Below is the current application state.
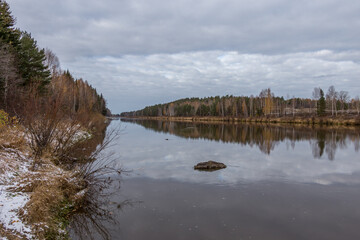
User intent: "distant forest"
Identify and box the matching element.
[121,87,360,118]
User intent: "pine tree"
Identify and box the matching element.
[16,32,50,89]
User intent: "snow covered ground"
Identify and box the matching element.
[0,125,94,239]
[0,147,34,239]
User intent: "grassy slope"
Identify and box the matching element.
[0,114,108,239]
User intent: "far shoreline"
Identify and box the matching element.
[116,115,360,126]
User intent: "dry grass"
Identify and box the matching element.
[3,158,88,239]
[0,223,26,240]
[0,127,28,177]
[0,125,83,239]
[0,126,26,150]
[23,170,82,238]
[1,113,118,239]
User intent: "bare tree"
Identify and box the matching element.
[242,99,248,117]
[312,87,321,115]
[249,95,254,117]
[259,89,267,111]
[312,87,321,99]
[326,85,338,116]
[45,48,61,76]
[292,96,295,117]
[338,91,350,114]
[355,96,360,115]
[0,43,20,111]
[263,88,273,116]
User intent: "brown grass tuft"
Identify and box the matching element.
[22,167,87,239]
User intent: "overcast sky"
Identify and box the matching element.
[8,0,360,113]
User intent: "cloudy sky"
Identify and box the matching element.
[8,0,360,113]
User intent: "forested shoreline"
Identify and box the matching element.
[121,88,360,124]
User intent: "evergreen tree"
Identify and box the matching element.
[16,32,50,89]
[317,89,326,116]
[196,104,210,116]
[0,0,20,45]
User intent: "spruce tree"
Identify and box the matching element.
[0,0,20,46]
[317,89,326,116]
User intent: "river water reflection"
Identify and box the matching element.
[116,119,360,185]
[89,119,360,239]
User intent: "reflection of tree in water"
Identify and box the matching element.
[257,128,278,154]
[122,119,360,160]
[350,133,360,152]
[311,130,326,159]
[67,124,134,240]
[355,137,360,152]
[69,180,132,240]
[311,130,354,161]
[325,131,338,161]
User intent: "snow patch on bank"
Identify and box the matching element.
[72,129,92,143]
[0,149,34,239]
[0,186,32,238]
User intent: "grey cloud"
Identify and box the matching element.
[7,0,360,113]
[64,50,360,113]
[9,0,360,60]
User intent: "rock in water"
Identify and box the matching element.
[194,161,226,171]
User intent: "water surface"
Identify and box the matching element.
[81,120,360,239]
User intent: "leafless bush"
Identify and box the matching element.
[20,85,63,166]
[50,121,83,164]
[67,125,129,240]
[23,123,127,239]
[16,82,126,238]
[18,83,87,168]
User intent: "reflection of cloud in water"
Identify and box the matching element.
[313,173,360,185]
[111,121,360,186]
[122,119,360,159]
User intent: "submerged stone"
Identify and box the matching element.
[194,161,227,171]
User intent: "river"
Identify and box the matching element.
[72,119,360,240]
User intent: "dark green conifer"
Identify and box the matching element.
[317,89,326,116]
[0,0,20,45]
[16,32,50,89]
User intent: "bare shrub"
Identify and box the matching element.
[20,84,60,160]
[22,123,126,239]
[18,83,82,168]
[9,80,121,238]
[68,125,127,240]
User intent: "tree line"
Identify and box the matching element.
[121,87,359,118]
[0,0,109,122]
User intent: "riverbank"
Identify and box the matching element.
[0,116,109,239]
[120,115,360,126]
